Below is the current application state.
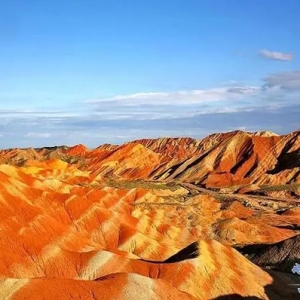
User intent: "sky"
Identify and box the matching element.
[0,0,300,148]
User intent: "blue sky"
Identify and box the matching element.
[0,0,300,148]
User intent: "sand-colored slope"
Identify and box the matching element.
[0,165,297,298]
[0,129,300,299]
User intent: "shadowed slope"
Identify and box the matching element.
[237,235,300,272]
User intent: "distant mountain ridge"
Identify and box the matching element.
[1,129,299,187]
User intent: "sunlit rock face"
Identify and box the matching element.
[0,129,299,299]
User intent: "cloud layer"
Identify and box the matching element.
[264,70,300,90]
[259,50,294,61]
[87,86,260,106]
[1,69,300,148]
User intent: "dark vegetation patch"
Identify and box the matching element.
[105,178,181,191]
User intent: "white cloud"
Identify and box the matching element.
[259,49,294,61]
[26,133,52,138]
[82,75,300,121]
[86,86,260,106]
[0,110,79,118]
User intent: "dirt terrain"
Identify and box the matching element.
[0,129,299,299]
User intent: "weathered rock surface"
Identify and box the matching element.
[0,129,299,299]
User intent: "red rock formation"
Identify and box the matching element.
[0,129,299,299]
[66,144,89,156]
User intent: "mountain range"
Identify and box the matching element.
[0,129,299,299]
